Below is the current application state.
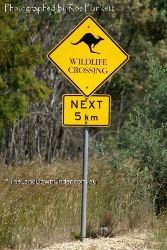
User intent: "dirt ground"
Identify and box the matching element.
[34,231,157,250]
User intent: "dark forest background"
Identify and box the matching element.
[0,0,166,163]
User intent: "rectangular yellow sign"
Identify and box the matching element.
[62,94,111,127]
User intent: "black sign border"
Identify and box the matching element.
[62,94,111,127]
[48,16,129,97]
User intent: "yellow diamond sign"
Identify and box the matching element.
[48,16,129,97]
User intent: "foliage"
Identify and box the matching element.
[98,0,167,131]
[0,0,51,131]
[0,0,167,162]
[110,59,167,213]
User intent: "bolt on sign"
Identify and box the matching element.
[48,16,129,97]
[62,94,111,127]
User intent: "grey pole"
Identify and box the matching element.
[81,127,89,241]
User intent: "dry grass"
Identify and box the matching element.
[152,213,167,250]
[0,160,83,249]
[0,158,155,249]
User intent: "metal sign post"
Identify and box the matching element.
[47,14,129,245]
[81,127,89,241]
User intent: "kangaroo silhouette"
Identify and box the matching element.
[71,33,104,54]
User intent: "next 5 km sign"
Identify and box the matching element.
[62,94,111,127]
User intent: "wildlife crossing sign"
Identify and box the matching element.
[48,16,129,97]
